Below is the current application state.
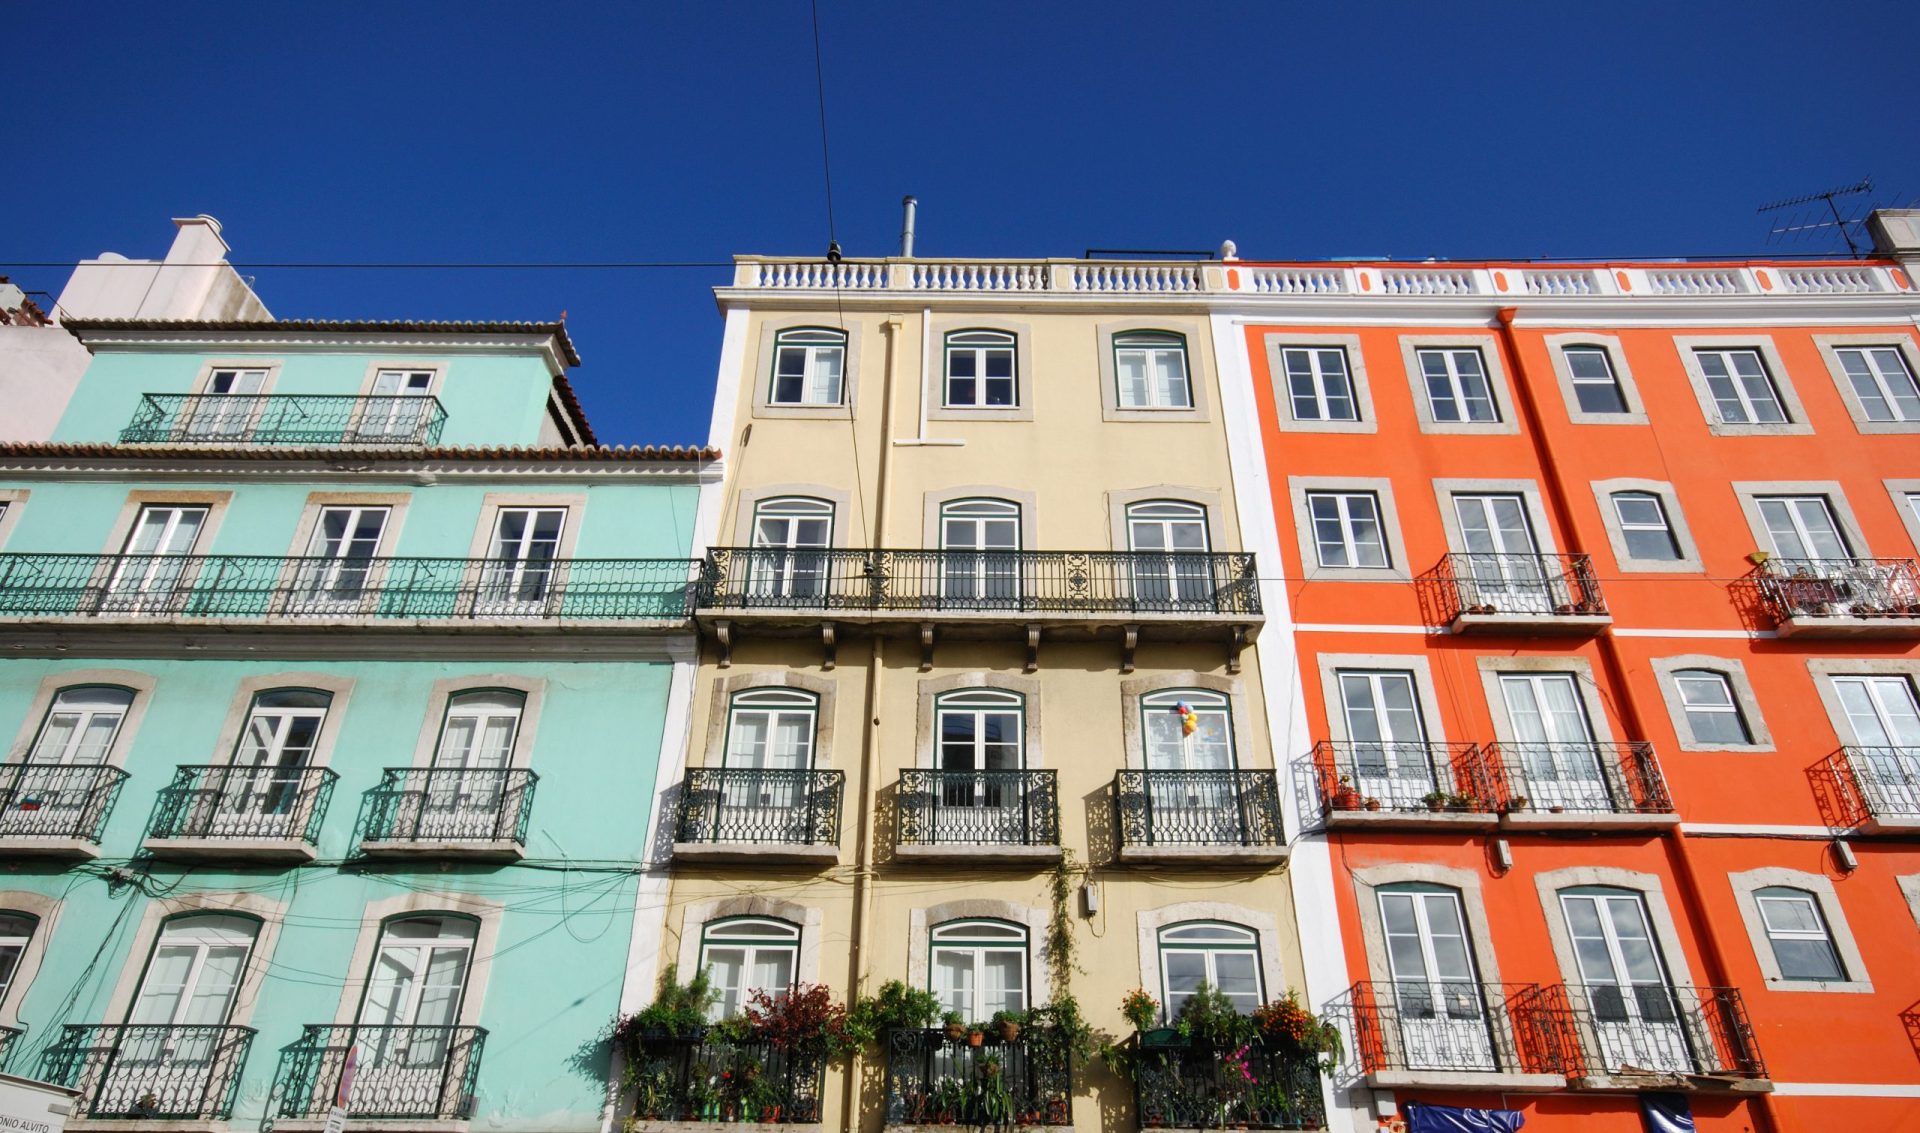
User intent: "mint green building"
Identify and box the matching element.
[0,317,714,1133]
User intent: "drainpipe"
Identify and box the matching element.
[1493,308,1790,1133]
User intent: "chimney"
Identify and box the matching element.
[1869,209,1920,278]
[900,196,918,258]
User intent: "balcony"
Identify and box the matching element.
[359,768,537,861]
[143,764,336,862]
[673,768,844,866]
[43,1023,254,1120]
[1112,770,1287,865]
[0,763,128,857]
[1425,553,1610,634]
[627,1031,826,1124]
[881,1026,1071,1127]
[278,1025,485,1122]
[0,553,698,629]
[1305,741,1499,831]
[1753,558,1920,638]
[1344,982,1575,1091]
[0,1024,22,1069]
[120,392,449,447]
[895,769,1060,864]
[1816,746,1920,834]
[1121,1030,1325,1130]
[1486,742,1679,831]
[1560,984,1768,1090]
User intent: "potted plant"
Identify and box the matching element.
[992,1008,1025,1042]
[978,1053,1015,1126]
[1362,796,1382,811]
[1420,789,1448,812]
[1120,987,1161,1032]
[943,1010,968,1042]
[1449,792,1481,812]
[615,964,717,1054]
[850,978,942,1038]
[1329,773,1360,810]
[1505,794,1529,813]
[968,1025,986,1047]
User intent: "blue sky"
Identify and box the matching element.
[10,1,1916,445]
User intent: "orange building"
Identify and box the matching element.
[1215,213,1920,1131]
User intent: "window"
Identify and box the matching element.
[99,914,260,1113]
[1694,349,1788,425]
[1498,672,1608,812]
[357,369,436,439]
[750,497,834,600]
[1157,922,1262,1020]
[1113,332,1191,409]
[1834,346,1920,423]
[1141,689,1235,771]
[295,505,389,607]
[1417,348,1499,423]
[1671,670,1752,745]
[724,688,818,772]
[1126,500,1211,606]
[1450,493,1549,611]
[1281,347,1357,421]
[1338,671,1435,800]
[934,689,1023,811]
[930,920,1028,1020]
[944,330,1017,408]
[769,329,847,406]
[1757,496,1851,562]
[1376,887,1496,1069]
[187,369,269,438]
[699,917,799,1020]
[434,691,523,772]
[1557,888,1688,1073]
[352,916,476,1099]
[1305,491,1388,569]
[939,498,1020,602]
[0,914,36,1008]
[1563,347,1628,414]
[478,507,566,611]
[1609,492,1681,561]
[106,505,209,609]
[28,686,133,764]
[1753,888,1844,981]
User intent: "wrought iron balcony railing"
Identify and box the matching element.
[0,553,699,622]
[698,548,1262,616]
[361,768,537,848]
[280,1024,486,1120]
[1345,981,1580,1080]
[675,768,845,847]
[148,764,336,845]
[1114,769,1285,849]
[0,1024,22,1070]
[0,762,128,844]
[1560,984,1765,1080]
[1308,740,1498,820]
[43,1023,254,1120]
[628,1031,826,1124]
[1427,553,1608,624]
[1754,558,1920,626]
[882,1026,1071,1127]
[897,769,1059,847]
[1123,1030,1326,1130]
[121,393,449,446]
[1486,741,1674,816]
[1815,746,1920,829]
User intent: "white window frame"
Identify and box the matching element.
[1591,479,1702,574]
[1280,346,1358,422]
[928,919,1030,1021]
[1304,490,1390,570]
[1112,331,1193,410]
[723,688,820,771]
[1264,334,1373,434]
[1815,335,1920,434]
[1544,333,1645,425]
[943,330,1018,409]
[698,916,801,1021]
[1671,670,1751,746]
[1727,868,1872,994]
[1650,657,1771,753]
[27,685,135,764]
[1609,491,1683,563]
[1155,921,1264,1022]
[1675,337,1811,437]
[1731,482,1871,566]
[0,913,36,1010]
[767,328,848,407]
[1288,478,1410,583]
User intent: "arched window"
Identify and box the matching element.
[1157,922,1261,1019]
[234,690,331,769]
[939,498,1021,602]
[129,914,259,1029]
[434,691,525,771]
[1608,491,1681,561]
[930,919,1028,1020]
[0,913,37,1008]
[1113,332,1191,409]
[944,330,1017,408]
[359,916,477,1031]
[28,686,134,764]
[724,689,819,771]
[1126,501,1212,607]
[749,498,835,600]
[699,917,801,1020]
[1140,690,1234,771]
[1375,885,1494,1064]
[770,328,847,406]
[1753,887,1844,982]
[934,688,1025,784]
[1671,670,1752,745]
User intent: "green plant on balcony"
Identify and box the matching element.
[616,964,717,1051]
[1120,987,1161,1032]
[977,1052,1014,1126]
[745,981,861,1058]
[849,979,942,1038]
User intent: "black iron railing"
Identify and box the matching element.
[1125,1030,1325,1130]
[1485,741,1674,816]
[0,1024,22,1070]
[883,1027,1071,1127]
[1755,558,1920,623]
[676,768,845,847]
[0,553,699,622]
[279,1024,485,1120]
[149,764,336,845]
[627,1032,826,1124]
[42,1023,254,1119]
[0,762,128,843]
[1560,984,1765,1080]
[1821,746,1920,825]
[1114,769,1284,848]
[1344,981,1576,1078]
[362,768,537,847]
[699,548,1262,616]
[1308,740,1497,819]
[1428,553,1607,622]
[897,769,1059,847]
[121,393,449,446]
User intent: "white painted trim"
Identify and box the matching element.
[1678,823,1837,838]
[1769,1082,1920,1098]
[1612,627,1777,640]
[1294,623,1441,635]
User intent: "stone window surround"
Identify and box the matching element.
[1810,334,1920,435]
[699,670,839,769]
[1900,876,1920,929]
[1543,333,1648,426]
[280,491,414,560]
[907,898,1052,1006]
[404,675,549,771]
[1286,477,1412,583]
[1648,656,1775,753]
[96,489,235,556]
[1397,334,1521,436]
[926,317,1036,423]
[1262,333,1377,434]
[1432,478,1562,558]
[1314,653,1450,747]
[207,672,357,770]
[1475,655,1620,747]
[1349,864,1504,988]
[921,486,1039,550]
[461,492,588,563]
[1135,901,1287,1013]
[914,672,1044,770]
[1804,658,1920,748]
[750,318,864,420]
[1884,479,1920,553]
[1726,868,1872,994]
[7,668,160,767]
[1590,479,1704,574]
[354,358,448,400]
[1095,317,1214,424]
[0,489,26,550]
[0,890,63,1028]
[1729,481,1873,561]
[102,890,290,1030]
[1672,335,1813,437]
[1532,866,1700,991]
[676,895,825,988]
[321,891,504,1028]
[729,483,857,549]
[1118,672,1257,770]
[191,356,285,397]
[1105,485,1227,554]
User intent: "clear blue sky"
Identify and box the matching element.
[10,1,1916,445]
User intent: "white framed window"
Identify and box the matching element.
[749,497,834,600]
[187,368,269,438]
[1113,332,1191,409]
[28,686,134,764]
[938,498,1020,602]
[236,690,330,770]
[1141,689,1235,772]
[1305,491,1389,569]
[357,369,437,439]
[1563,346,1629,415]
[1671,670,1752,746]
[1757,496,1852,561]
[1281,347,1357,421]
[128,914,258,1030]
[434,692,523,772]
[0,914,37,1008]
[935,688,1024,774]
[478,507,566,610]
[1609,492,1681,562]
[1157,922,1263,1020]
[106,504,209,609]
[295,505,389,606]
[1695,349,1788,425]
[1753,888,1845,982]
[1833,346,1920,423]
[699,917,800,1021]
[1417,348,1499,424]
[769,329,847,406]
[1126,500,1212,606]
[929,919,1028,1020]
[944,330,1017,408]
[724,688,819,772]
[351,916,476,1094]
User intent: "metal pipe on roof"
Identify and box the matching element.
[900,196,917,258]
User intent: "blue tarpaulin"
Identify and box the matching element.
[1404,1102,1525,1132]
[1640,1092,1696,1133]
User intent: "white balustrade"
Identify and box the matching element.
[1774,266,1881,295]
[1070,263,1203,293]
[1377,268,1480,296]
[1644,268,1748,296]
[749,261,889,290]
[909,262,1051,291]
[1248,267,1347,295]
[1522,269,1601,297]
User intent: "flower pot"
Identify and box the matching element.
[969,1031,985,1047]
[999,1022,1021,1042]
[946,1023,969,1042]
[1363,797,1381,811]
[1424,799,1444,812]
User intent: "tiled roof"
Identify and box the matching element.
[61,318,584,367]
[0,442,718,463]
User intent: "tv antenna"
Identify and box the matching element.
[1759,178,1874,257]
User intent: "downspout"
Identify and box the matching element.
[1493,307,1789,1133]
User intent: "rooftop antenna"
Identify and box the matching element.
[1759,178,1874,257]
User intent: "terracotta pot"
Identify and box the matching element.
[969,1031,985,1047]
